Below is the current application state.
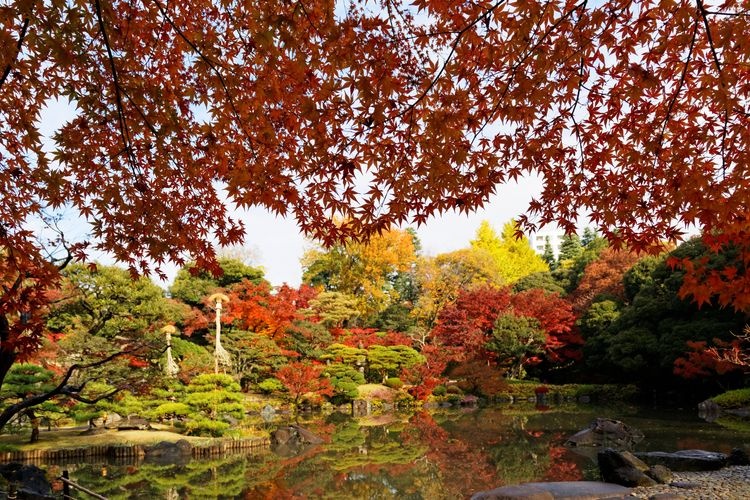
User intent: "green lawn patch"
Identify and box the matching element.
[712,387,750,409]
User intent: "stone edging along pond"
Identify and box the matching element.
[0,436,270,465]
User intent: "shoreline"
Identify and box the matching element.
[630,465,750,499]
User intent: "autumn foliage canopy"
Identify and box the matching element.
[2,0,750,374]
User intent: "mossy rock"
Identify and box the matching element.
[711,388,750,409]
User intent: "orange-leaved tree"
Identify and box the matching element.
[3,0,750,388]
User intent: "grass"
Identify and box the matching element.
[712,387,750,409]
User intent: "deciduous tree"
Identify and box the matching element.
[4,0,750,390]
[470,221,548,284]
[302,227,418,320]
[276,362,333,407]
[431,285,512,361]
[569,248,640,314]
[412,249,502,328]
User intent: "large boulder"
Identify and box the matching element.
[471,481,632,499]
[271,425,323,446]
[597,448,659,487]
[697,399,722,422]
[634,450,728,471]
[566,418,644,449]
[291,424,324,444]
[271,425,325,457]
[0,463,54,499]
[144,439,193,465]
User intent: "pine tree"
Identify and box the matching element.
[542,237,556,270]
[557,234,584,266]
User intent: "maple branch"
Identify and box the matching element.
[398,0,507,119]
[471,0,588,146]
[120,87,159,136]
[0,16,30,92]
[94,0,136,168]
[655,18,699,160]
[294,1,324,40]
[696,0,724,75]
[570,57,586,162]
[0,247,25,308]
[152,0,257,155]
[704,9,750,18]
[721,108,728,179]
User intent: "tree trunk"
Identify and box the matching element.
[26,410,40,444]
[0,315,16,391]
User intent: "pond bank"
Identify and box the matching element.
[0,436,269,465]
[631,465,750,499]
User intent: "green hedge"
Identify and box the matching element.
[496,382,638,403]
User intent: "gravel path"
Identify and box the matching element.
[630,466,750,499]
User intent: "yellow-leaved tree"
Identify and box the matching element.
[470,221,549,284]
[301,227,418,322]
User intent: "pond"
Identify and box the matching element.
[33,404,749,499]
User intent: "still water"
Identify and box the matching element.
[50,404,747,499]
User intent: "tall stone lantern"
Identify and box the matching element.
[208,293,232,374]
[162,325,180,378]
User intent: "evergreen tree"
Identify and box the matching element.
[557,234,584,266]
[184,374,245,436]
[542,237,556,270]
[581,227,598,247]
[170,258,265,307]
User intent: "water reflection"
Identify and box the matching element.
[56,405,748,499]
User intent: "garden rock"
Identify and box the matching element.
[352,399,370,416]
[144,440,193,465]
[102,412,123,428]
[0,463,54,499]
[291,424,324,444]
[117,417,151,431]
[597,448,657,487]
[729,448,750,466]
[634,450,727,471]
[566,418,644,449]
[646,465,674,484]
[271,426,297,446]
[471,481,632,499]
[271,425,323,447]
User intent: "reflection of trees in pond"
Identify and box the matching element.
[431,408,589,486]
[322,421,426,470]
[404,411,499,497]
[66,455,270,499]
[257,418,429,498]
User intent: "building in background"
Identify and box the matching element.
[528,231,566,258]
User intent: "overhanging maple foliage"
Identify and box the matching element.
[2,0,750,379]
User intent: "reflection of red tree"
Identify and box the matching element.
[404,411,500,496]
[245,446,326,499]
[542,445,584,482]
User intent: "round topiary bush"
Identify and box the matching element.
[257,378,284,394]
[432,385,447,396]
[385,377,404,389]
